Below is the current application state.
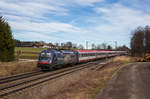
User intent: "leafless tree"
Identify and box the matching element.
[130,26,145,56]
[101,43,107,50]
[91,43,96,49]
[107,45,112,50]
[78,44,84,49]
[96,44,101,50]
[145,25,150,53]
[117,45,129,51]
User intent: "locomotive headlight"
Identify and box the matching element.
[49,60,51,64]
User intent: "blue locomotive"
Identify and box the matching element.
[37,49,78,70]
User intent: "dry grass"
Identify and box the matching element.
[8,56,134,99]
[0,61,38,77]
[49,63,122,99]
[45,56,134,99]
[113,56,134,63]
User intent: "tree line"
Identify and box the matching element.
[14,39,129,51]
[130,26,150,56]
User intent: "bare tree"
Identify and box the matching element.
[72,43,77,49]
[91,43,96,50]
[96,44,101,50]
[107,45,112,50]
[117,45,129,51]
[78,44,84,49]
[65,41,72,49]
[101,43,107,50]
[145,25,150,53]
[130,27,145,56]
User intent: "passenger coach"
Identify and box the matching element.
[76,50,125,62]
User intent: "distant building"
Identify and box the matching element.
[14,39,60,49]
[20,42,34,47]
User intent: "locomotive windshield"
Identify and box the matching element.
[40,52,51,60]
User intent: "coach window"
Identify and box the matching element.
[82,54,84,57]
[80,54,82,57]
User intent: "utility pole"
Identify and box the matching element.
[115,41,117,50]
[86,41,88,50]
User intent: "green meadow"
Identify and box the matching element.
[15,47,47,59]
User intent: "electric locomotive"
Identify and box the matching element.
[37,49,78,70]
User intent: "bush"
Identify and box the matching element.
[0,16,15,61]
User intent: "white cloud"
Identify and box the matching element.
[95,4,150,28]
[9,20,82,33]
[8,17,89,43]
[74,0,104,6]
[0,0,68,18]
[0,0,105,19]
[14,32,51,41]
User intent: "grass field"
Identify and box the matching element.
[15,47,46,52]
[15,47,47,59]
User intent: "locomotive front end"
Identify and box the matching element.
[38,50,52,70]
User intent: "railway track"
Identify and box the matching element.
[0,61,100,98]
[0,70,43,84]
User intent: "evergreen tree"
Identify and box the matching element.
[0,16,15,61]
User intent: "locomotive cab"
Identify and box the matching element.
[37,50,53,70]
[37,49,65,70]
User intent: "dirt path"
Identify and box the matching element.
[95,62,150,99]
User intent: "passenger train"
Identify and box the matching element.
[37,49,126,70]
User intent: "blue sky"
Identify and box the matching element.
[0,0,150,48]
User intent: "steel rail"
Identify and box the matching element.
[0,62,94,97]
[0,62,90,90]
[0,71,43,84]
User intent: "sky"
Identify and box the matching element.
[0,0,150,48]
